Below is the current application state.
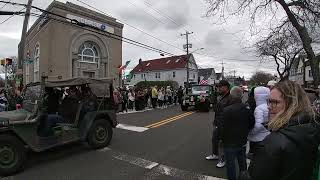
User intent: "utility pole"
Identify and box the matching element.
[181,31,193,87]
[220,60,225,80]
[18,0,33,70]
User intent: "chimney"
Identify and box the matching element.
[139,58,142,64]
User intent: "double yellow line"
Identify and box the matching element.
[145,112,194,128]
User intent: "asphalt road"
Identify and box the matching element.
[2,106,227,180]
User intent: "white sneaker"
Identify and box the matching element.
[216,161,226,168]
[205,154,219,160]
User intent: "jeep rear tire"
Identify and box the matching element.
[0,134,27,176]
[87,119,113,149]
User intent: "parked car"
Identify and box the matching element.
[0,77,117,176]
[181,85,216,112]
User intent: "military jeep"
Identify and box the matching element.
[0,77,117,176]
[181,85,216,112]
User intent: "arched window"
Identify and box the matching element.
[78,41,100,63]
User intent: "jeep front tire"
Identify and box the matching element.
[0,134,27,176]
[87,119,113,149]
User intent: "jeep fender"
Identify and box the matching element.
[79,110,117,141]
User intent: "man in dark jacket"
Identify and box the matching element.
[206,80,233,168]
[177,86,183,105]
[221,86,254,180]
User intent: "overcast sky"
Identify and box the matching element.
[0,0,280,79]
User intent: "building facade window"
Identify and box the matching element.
[25,64,30,84]
[173,71,176,78]
[141,74,144,79]
[309,70,312,77]
[34,43,40,82]
[155,72,160,79]
[78,41,100,64]
[83,71,95,78]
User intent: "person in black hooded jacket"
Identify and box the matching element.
[249,80,320,180]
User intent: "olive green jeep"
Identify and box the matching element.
[0,77,117,176]
[181,84,216,112]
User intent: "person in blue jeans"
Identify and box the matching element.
[220,86,254,180]
[38,87,65,137]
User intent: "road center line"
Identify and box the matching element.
[150,112,194,128]
[116,123,149,132]
[145,112,194,128]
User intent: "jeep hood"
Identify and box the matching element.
[0,109,31,122]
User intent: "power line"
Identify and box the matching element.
[0,0,177,56]
[142,0,204,48]
[0,7,25,24]
[193,52,260,62]
[0,0,10,9]
[143,0,184,29]
[73,0,185,53]
[125,0,166,25]
[27,10,175,56]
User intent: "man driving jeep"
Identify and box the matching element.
[38,87,65,137]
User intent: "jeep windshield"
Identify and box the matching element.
[191,86,210,94]
[22,84,41,112]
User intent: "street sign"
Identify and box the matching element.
[24,58,34,64]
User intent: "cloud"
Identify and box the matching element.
[0,36,19,57]
[0,0,280,79]
[205,30,224,46]
[118,7,161,31]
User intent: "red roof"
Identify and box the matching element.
[131,55,189,73]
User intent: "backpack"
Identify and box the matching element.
[245,100,255,130]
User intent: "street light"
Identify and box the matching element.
[186,48,204,87]
[188,48,204,54]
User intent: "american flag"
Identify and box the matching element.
[200,79,208,85]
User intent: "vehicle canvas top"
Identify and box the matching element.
[26,77,113,98]
[45,77,113,88]
[46,78,113,98]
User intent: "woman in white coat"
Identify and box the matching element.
[248,86,270,155]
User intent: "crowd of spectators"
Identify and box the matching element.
[113,85,184,112]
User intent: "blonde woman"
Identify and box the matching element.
[249,80,320,180]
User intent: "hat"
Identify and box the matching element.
[267,80,277,87]
[217,80,230,88]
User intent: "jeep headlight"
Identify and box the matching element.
[0,119,9,127]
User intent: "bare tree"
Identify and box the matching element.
[205,0,320,87]
[256,24,303,80]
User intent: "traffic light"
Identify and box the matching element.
[6,58,12,65]
[0,58,13,66]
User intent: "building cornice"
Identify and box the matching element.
[26,1,123,38]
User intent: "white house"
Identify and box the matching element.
[289,53,320,87]
[198,68,217,85]
[289,55,305,85]
[129,54,198,87]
